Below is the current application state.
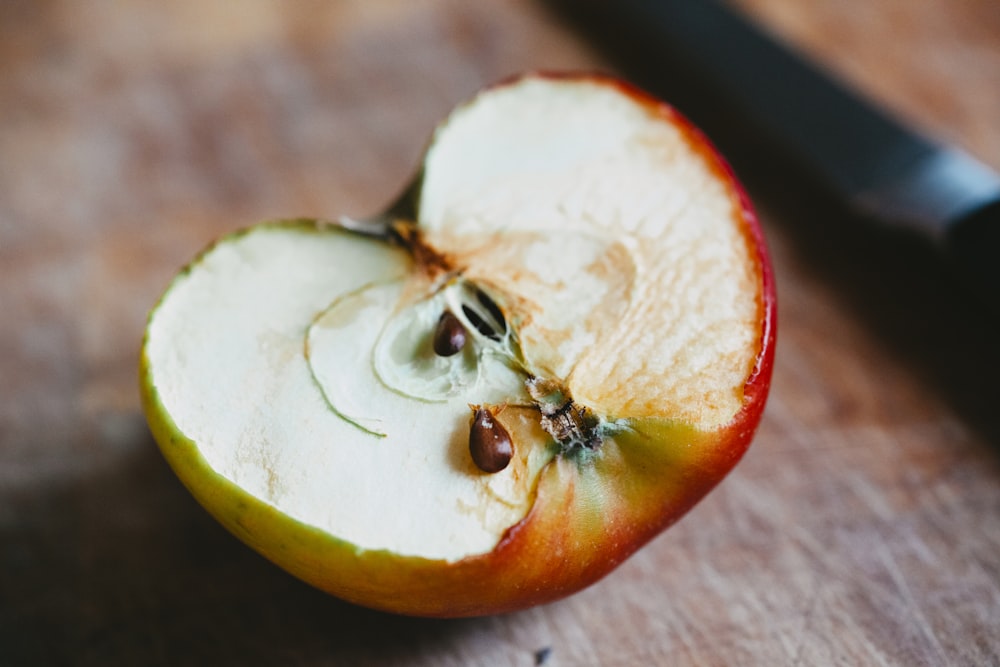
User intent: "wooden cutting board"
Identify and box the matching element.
[3,1,999,664]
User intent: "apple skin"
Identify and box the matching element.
[139,72,775,618]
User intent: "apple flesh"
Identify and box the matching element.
[140,73,775,617]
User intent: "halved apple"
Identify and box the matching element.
[140,72,776,617]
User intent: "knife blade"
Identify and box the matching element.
[549,0,1000,292]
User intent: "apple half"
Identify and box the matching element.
[140,73,775,617]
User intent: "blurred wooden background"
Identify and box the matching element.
[2,1,999,664]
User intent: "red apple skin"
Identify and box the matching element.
[140,72,775,618]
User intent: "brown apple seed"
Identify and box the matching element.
[461,305,500,341]
[433,310,467,357]
[475,288,507,335]
[469,407,513,473]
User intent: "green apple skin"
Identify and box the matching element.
[139,73,776,618]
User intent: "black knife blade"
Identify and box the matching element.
[550,0,1000,293]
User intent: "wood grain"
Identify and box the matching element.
[3,1,999,664]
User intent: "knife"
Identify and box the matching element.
[549,0,1000,293]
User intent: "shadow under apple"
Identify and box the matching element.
[0,416,530,666]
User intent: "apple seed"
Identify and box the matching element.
[469,406,513,473]
[452,287,507,342]
[433,310,467,357]
[461,305,500,341]
[475,288,507,336]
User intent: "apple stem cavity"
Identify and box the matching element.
[326,213,456,281]
[390,222,454,280]
[333,171,422,242]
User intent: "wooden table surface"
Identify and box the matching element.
[3,1,1000,665]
